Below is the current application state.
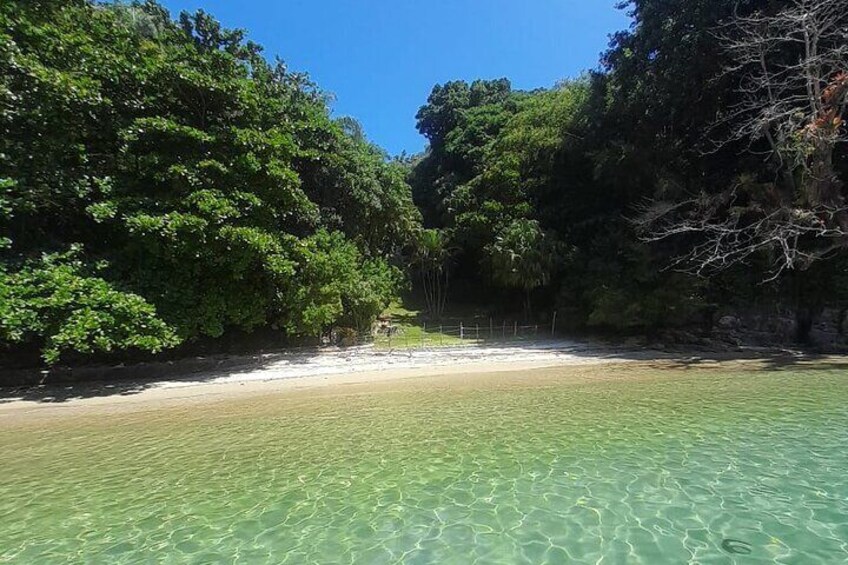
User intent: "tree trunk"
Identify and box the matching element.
[700,304,718,337]
[837,306,848,336]
[795,306,815,345]
[791,268,824,345]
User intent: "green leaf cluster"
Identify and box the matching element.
[0,1,418,364]
[409,0,848,334]
[0,249,178,364]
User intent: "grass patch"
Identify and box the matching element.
[374,301,535,349]
[374,302,466,349]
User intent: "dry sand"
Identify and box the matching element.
[0,340,827,425]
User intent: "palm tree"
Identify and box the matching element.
[412,229,451,318]
[486,219,557,320]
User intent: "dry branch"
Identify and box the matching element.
[639,0,848,278]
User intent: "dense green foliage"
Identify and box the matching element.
[409,0,847,336]
[2,0,846,367]
[0,1,419,364]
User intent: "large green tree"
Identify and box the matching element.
[0,0,419,365]
[408,0,846,338]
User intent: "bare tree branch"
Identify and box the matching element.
[639,0,848,279]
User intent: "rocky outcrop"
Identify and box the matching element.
[651,307,848,353]
[708,307,847,351]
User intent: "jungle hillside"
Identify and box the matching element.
[2,0,847,368]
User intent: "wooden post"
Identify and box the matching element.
[514,321,518,337]
[460,322,464,340]
[422,322,426,348]
[551,311,558,337]
[475,323,479,340]
[439,325,443,346]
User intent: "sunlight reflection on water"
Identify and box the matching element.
[1,365,847,563]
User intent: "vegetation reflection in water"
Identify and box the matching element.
[1,365,847,564]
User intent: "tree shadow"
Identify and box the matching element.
[619,348,848,373]
[2,339,845,405]
[0,345,347,405]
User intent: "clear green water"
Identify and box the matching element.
[1,365,848,564]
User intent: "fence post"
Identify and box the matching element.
[502,321,506,339]
[489,318,493,339]
[475,323,479,340]
[422,322,426,348]
[460,322,464,340]
[514,321,518,337]
[439,325,443,346]
[388,330,391,349]
[551,311,557,337]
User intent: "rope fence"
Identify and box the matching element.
[326,314,558,350]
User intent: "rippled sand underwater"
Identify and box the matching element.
[1,363,847,564]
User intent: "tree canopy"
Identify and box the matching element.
[0,0,420,364]
[408,0,847,337]
[2,0,846,367]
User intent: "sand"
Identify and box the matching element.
[0,340,830,425]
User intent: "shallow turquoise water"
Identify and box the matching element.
[1,365,847,563]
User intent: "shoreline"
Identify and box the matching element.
[1,341,840,424]
[0,348,627,422]
[0,358,579,423]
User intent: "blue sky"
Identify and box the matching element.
[158,1,631,155]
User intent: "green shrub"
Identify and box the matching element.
[0,250,179,364]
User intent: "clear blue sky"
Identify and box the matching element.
[158,1,631,155]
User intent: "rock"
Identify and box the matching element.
[623,337,646,348]
[717,316,741,329]
[717,334,742,346]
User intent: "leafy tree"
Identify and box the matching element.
[0,1,419,365]
[280,230,402,335]
[0,248,178,364]
[407,0,845,342]
[411,79,519,228]
[410,81,589,314]
[485,219,561,319]
[412,229,452,318]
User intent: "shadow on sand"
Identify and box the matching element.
[0,347,319,405]
[1,340,846,405]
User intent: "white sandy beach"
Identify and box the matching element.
[0,341,645,417]
[0,340,816,423]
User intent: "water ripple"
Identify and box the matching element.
[1,366,847,563]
